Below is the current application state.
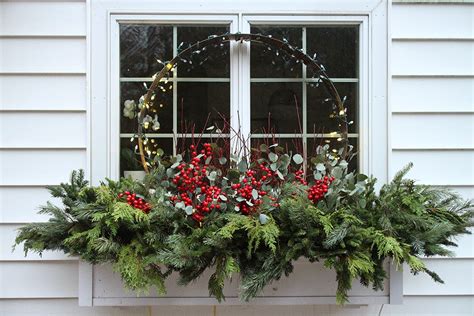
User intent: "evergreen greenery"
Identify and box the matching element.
[15,146,474,304]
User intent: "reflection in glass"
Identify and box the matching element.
[177,82,230,133]
[177,26,230,78]
[306,83,358,134]
[306,27,358,78]
[120,138,174,175]
[250,26,303,78]
[307,137,358,171]
[251,82,302,134]
[120,25,173,77]
[120,82,174,134]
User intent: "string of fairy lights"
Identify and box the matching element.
[122,33,351,172]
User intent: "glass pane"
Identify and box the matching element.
[251,137,304,156]
[306,83,358,134]
[177,82,230,133]
[120,82,174,134]
[250,26,303,78]
[307,137,358,172]
[120,138,174,175]
[306,26,358,78]
[251,82,302,134]
[177,26,230,78]
[176,137,230,159]
[120,25,173,77]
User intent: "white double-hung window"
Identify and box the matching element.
[84,0,393,306]
[89,3,388,185]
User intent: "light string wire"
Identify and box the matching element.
[136,33,349,172]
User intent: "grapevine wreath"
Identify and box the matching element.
[15,33,474,304]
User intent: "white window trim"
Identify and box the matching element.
[84,0,396,307]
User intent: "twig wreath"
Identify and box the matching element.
[15,33,474,304]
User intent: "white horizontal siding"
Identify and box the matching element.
[403,259,474,295]
[0,187,56,223]
[0,38,86,73]
[0,299,148,316]
[0,224,73,261]
[391,150,474,185]
[0,149,86,186]
[392,4,474,39]
[392,114,474,149]
[0,74,86,111]
[391,2,474,313]
[392,41,474,76]
[392,77,474,113]
[0,297,473,316]
[0,261,78,298]
[0,112,87,148]
[0,2,86,37]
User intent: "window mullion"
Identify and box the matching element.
[302,26,308,161]
[235,20,251,156]
[172,26,178,156]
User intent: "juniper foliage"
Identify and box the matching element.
[14,161,473,304]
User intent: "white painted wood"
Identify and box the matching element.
[392,77,474,113]
[392,114,474,149]
[446,186,474,199]
[91,261,390,306]
[391,150,474,185]
[403,259,474,295]
[87,0,394,306]
[0,261,78,298]
[0,149,86,186]
[392,41,474,76]
[90,0,386,14]
[0,224,74,261]
[392,4,474,39]
[383,296,474,316]
[78,261,93,306]
[0,187,57,223]
[0,2,86,36]
[1,297,474,316]
[0,38,86,73]
[0,74,86,111]
[0,298,148,316]
[0,112,86,148]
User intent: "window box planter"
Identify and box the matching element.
[79,260,402,306]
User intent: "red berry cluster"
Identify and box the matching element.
[118,191,151,213]
[231,164,278,215]
[170,143,227,222]
[307,176,335,204]
[294,169,307,185]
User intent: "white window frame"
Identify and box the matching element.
[84,0,396,307]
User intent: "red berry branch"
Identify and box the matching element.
[170,143,227,222]
[307,176,335,204]
[118,191,152,213]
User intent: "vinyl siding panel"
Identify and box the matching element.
[0,38,86,73]
[0,261,78,298]
[391,4,474,39]
[0,2,86,37]
[0,187,57,223]
[392,77,474,113]
[0,224,74,261]
[0,74,87,111]
[391,150,474,185]
[0,0,94,311]
[392,41,474,76]
[0,149,86,186]
[390,2,474,315]
[0,112,87,148]
[392,113,474,149]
